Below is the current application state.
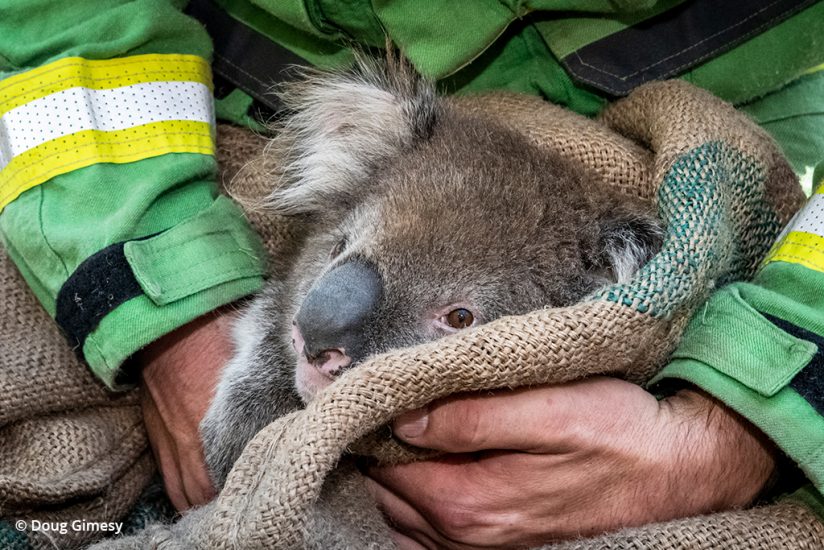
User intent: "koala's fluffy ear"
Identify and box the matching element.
[264,55,437,217]
[594,203,664,284]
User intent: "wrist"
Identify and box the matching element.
[660,388,778,511]
[138,307,237,417]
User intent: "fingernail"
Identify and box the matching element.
[394,407,429,439]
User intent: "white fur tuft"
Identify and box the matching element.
[603,217,663,283]
[262,57,436,215]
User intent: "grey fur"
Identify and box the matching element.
[200,57,663,534]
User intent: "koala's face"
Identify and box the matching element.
[265,60,661,401]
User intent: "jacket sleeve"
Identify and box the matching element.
[0,0,266,388]
[651,162,824,497]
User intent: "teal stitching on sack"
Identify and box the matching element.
[593,141,783,319]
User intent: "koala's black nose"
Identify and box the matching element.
[295,261,382,365]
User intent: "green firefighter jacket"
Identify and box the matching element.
[1,0,823,511]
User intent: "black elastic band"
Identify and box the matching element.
[185,0,308,117]
[56,242,144,351]
[762,313,824,415]
[562,0,816,96]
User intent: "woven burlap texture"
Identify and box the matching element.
[0,236,154,549]
[3,79,820,549]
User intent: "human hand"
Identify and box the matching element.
[138,308,237,511]
[366,377,778,549]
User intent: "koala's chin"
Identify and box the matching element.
[293,357,333,402]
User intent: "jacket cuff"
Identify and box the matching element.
[61,196,266,388]
[651,285,824,495]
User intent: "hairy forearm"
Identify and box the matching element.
[661,389,778,512]
[138,308,236,510]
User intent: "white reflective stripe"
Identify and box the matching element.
[0,80,213,170]
[786,193,824,238]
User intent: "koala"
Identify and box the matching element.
[200,57,663,487]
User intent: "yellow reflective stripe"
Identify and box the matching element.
[0,54,211,118]
[803,63,824,76]
[0,120,213,211]
[764,231,824,273]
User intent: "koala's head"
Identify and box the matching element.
[265,58,662,401]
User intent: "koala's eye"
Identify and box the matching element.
[445,308,474,329]
[330,239,346,259]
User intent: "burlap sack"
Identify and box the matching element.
[3,80,822,549]
[0,232,155,550]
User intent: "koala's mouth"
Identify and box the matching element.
[291,324,352,402]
